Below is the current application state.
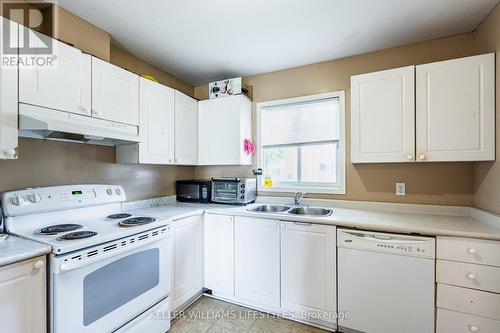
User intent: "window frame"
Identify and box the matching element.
[256,91,346,195]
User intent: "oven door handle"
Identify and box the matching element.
[57,233,170,273]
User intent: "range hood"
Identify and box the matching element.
[19,104,140,146]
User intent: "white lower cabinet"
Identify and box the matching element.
[172,215,203,312]
[280,222,337,329]
[0,256,46,333]
[436,236,500,332]
[234,217,280,310]
[437,308,500,333]
[204,214,235,298]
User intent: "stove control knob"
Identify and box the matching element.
[28,194,42,203]
[11,196,25,206]
[106,188,113,195]
[115,188,121,195]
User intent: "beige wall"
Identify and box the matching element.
[110,45,194,97]
[194,33,480,206]
[43,5,111,61]
[0,138,194,201]
[474,4,500,214]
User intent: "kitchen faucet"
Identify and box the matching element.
[293,192,306,206]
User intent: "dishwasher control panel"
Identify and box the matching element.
[337,229,435,258]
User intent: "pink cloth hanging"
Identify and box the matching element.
[244,138,255,155]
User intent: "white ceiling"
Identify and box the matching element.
[56,0,499,86]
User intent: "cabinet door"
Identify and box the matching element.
[174,91,198,165]
[19,31,92,117]
[204,214,234,298]
[0,17,18,159]
[234,216,280,310]
[198,95,252,165]
[281,222,336,328]
[416,53,495,162]
[351,66,415,163]
[138,78,175,164]
[172,215,203,311]
[92,57,139,125]
[0,256,46,333]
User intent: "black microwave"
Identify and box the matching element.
[176,180,211,203]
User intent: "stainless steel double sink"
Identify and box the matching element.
[247,204,333,216]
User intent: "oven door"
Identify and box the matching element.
[50,233,172,333]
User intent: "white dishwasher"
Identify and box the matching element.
[337,228,435,333]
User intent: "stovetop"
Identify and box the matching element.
[6,208,170,254]
[1,185,171,255]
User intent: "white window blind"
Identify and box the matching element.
[261,99,340,146]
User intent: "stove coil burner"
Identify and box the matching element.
[59,231,98,240]
[107,213,132,219]
[37,224,83,235]
[119,217,156,227]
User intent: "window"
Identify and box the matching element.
[257,92,345,194]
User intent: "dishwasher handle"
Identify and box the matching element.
[340,229,434,244]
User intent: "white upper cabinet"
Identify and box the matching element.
[139,78,175,164]
[351,66,415,163]
[116,78,174,164]
[0,17,18,159]
[234,216,280,310]
[198,95,252,165]
[174,91,198,165]
[416,53,495,162]
[92,57,140,126]
[19,32,91,116]
[351,53,495,163]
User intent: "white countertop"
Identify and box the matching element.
[4,198,498,267]
[0,234,51,267]
[132,200,500,241]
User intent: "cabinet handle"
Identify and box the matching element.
[293,221,312,226]
[3,147,17,159]
[418,154,427,161]
[467,273,477,280]
[469,325,479,332]
[92,109,101,116]
[34,260,45,270]
[406,154,413,161]
[468,248,477,255]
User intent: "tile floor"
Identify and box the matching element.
[169,296,332,333]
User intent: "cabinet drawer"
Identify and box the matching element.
[437,308,500,333]
[437,237,500,267]
[437,284,500,320]
[437,259,500,293]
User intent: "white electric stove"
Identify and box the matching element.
[1,184,173,333]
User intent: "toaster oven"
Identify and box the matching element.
[211,178,257,204]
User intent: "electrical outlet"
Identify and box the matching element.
[396,183,406,196]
